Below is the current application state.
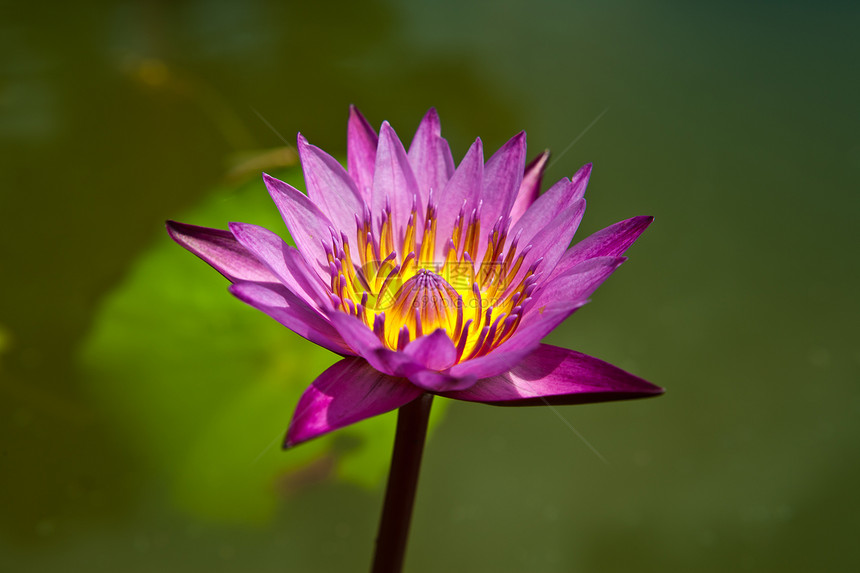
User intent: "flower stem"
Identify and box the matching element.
[371,393,434,573]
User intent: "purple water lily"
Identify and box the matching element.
[167,107,662,449]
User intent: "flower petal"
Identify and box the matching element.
[527,256,627,312]
[434,138,483,259]
[407,108,455,211]
[442,344,663,405]
[502,197,587,299]
[284,357,423,447]
[297,133,364,247]
[326,312,421,377]
[447,302,583,381]
[230,281,350,355]
[263,173,336,274]
[228,222,334,310]
[166,221,279,284]
[409,370,477,393]
[510,151,550,224]
[371,122,420,257]
[512,163,591,242]
[403,328,457,371]
[347,105,378,200]
[480,132,526,233]
[550,216,654,280]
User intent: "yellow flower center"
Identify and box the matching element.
[324,198,538,363]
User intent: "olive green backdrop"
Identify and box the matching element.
[2,1,858,571]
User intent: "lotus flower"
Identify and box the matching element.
[167,107,662,448]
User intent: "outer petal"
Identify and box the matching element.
[297,134,364,247]
[166,221,279,284]
[230,281,350,355]
[285,357,423,447]
[510,151,550,225]
[447,302,583,381]
[550,216,653,280]
[403,328,457,371]
[480,131,527,235]
[407,108,455,210]
[326,312,421,377]
[501,197,587,300]
[511,163,591,242]
[434,138,483,259]
[409,370,476,392]
[263,173,336,275]
[442,344,663,405]
[371,122,420,257]
[526,256,627,314]
[228,222,333,310]
[347,105,378,199]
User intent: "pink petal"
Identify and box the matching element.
[347,105,378,200]
[512,162,590,235]
[442,344,663,405]
[446,302,583,381]
[510,151,550,225]
[297,134,364,248]
[230,282,350,355]
[228,222,334,310]
[409,370,477,392]
[407,108,455,211]
[285,357,423,447]
[263,173,335,274]
[326,312,421,377]
[479,132,527,258]
[403,328,457,371]
[434,138,483,259]
[526,256,627,315]
[166,221,279,284]
[550,216,654,280]
[501,197,587,300]
[371,122,421,258]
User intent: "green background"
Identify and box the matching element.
[2,1,858,571]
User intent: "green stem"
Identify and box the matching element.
[370,394,434,573]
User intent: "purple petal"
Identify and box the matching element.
[434,138,483,259]
[166,221,279,284]
[501,197,587,299]
[326,312,421,377]
[230,282,350,355]
[527,256,627,312]
[285,357,423,447]
[511,163,591,242]
[510,151,550,224]
[409,370,477,393]
[447,303,582,381]
[297,134,364,247]
[550,216,654,280]
[263,173,335,274]
[407,108,455,211]
[371,122,420,257]
[228,222,334,310]
[403,328,457,371]
[442,344,663,405]
[347,105,378,200]
[479,132,527,256]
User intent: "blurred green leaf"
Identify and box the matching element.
[79,166,445,523]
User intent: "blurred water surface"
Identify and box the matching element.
[1,1,858,571]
